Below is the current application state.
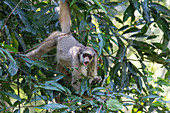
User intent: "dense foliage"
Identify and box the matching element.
[0,0,170,112]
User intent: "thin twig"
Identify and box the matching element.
[1,0,23,41]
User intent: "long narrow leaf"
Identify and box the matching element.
[36,103,68,110]
[93,0,107,14]
[149,3,170,16]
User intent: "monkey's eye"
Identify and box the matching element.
[88,55,92,60]
[83,53,92,59]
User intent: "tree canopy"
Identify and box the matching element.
[0,0,170,112]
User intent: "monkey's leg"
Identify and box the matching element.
[26,39,56,59]
[26,31,62,59]
[71,68,82,91]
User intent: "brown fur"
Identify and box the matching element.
[26,0,101,91]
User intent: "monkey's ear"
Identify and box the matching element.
[79,48,84,54]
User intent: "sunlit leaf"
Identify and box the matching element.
[14,109,20,113]
[106,99,123,111]
[36,103,68,110]
[149,3,170,16]
[98,33,106,56]
[143,94,161,99]
[8,61,18,76]
[0,42,18,53]
[0,91,21,102]
[92,87,105,93]
[92,0,107,14]
[0,48,15,62]
[155,77,170,86]
[11,33,19,51]
[0,49,7,60]
[123,27,140,35]
[13,31,26,51]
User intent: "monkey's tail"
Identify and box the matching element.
[59,0,71,33]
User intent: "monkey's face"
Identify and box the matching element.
[79,48,96,66]
[81,53,93,66]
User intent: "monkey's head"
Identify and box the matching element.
[79,47,97,66]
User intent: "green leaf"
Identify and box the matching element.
[14,109,20,113]
[23,108,29,113]
[109,62,120,80]
[149,3,170,16]
[70,0,76,7]
[142,0,150,24]
[92,0,107,14]
[0,48,15,62]
[155,77,170,86]
[8,61,18,76]
[35,84,63,92]
[4,0,36,34]
[33,5,56,19]
[92,87,105,93]
[115,17,123,24]
[123,27,140,35]
[13,31,26,51]
[147,35,157,40]
[80,78,90,96]
[133,0,141,13]
[151,101,162,107]
[0,49,7,60]
[143,94,161,99]
[22,57,52,69]
[79,20,87,32]
[98,33,106,56]
[106,99,123,111]
[0,91,21,102]
[147,75,153,82]
[36,80,71,94]
[118,25,129,31]
[11,32,19,50]
[79,20,87,39]
[45,80,68,93]
[150,87,164,93]
[87,6,96,14]
[0,42,18,53]
[36,103,68,110]
[123,4,135,22]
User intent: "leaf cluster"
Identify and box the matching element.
[0,0,170,112]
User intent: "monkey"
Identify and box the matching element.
[26,0,101,91]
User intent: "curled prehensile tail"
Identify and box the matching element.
[59,0,71,33]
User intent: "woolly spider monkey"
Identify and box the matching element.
[26,0,101,92]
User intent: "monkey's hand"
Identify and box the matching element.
[90,76,102,85]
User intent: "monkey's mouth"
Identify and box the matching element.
[83,61,89,66]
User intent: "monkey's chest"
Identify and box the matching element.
[57,50,72,67]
